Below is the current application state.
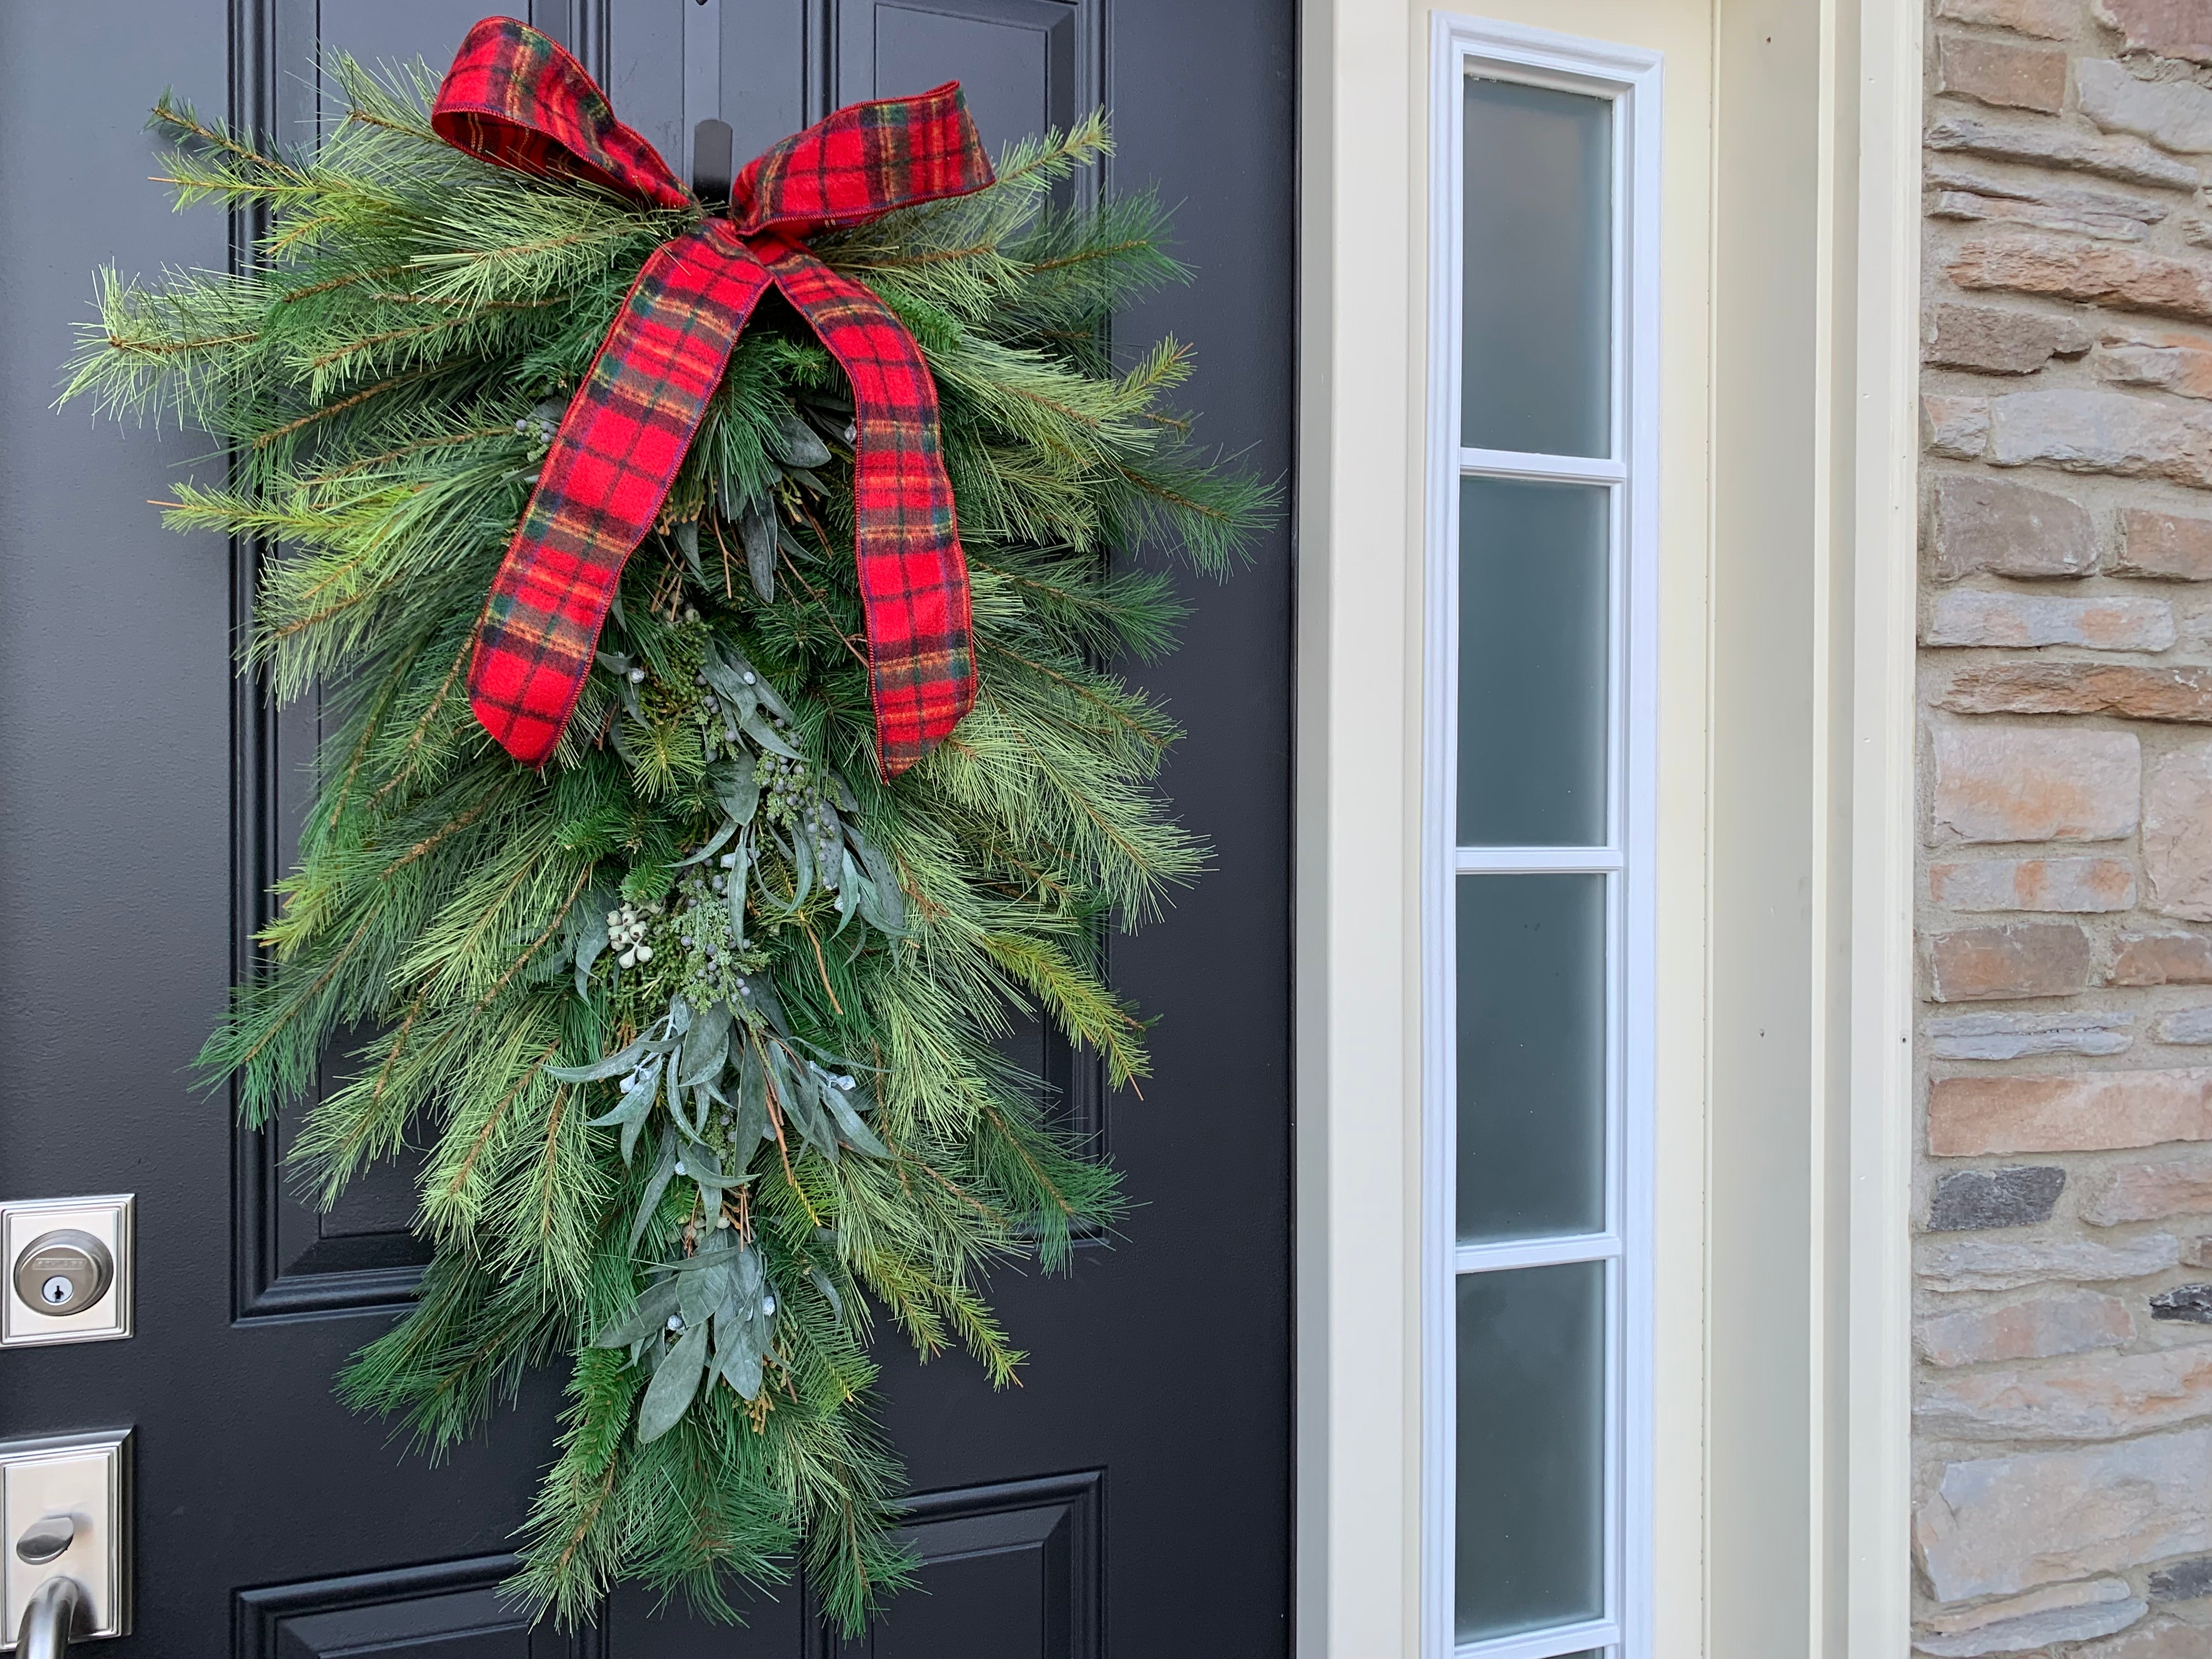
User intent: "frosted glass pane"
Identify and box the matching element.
[1457,874,1607,1242]
[1462,76,1612,458]
[1455,1262,1607,1643]
[1458,477,1609,848]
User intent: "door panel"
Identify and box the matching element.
[236,1558,591,1659]
[0,2,1290,1654]
[837,0,1083,151]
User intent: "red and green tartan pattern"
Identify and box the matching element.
[730,83,992,241]
[431,19,690,211]
[431,17,992,773]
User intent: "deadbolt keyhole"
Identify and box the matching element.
[12,1230,113,1317]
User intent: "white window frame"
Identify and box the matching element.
[1420,18,1662,1659]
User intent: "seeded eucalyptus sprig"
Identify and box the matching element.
[63,53,1268,1634]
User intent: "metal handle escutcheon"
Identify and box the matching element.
[16,1578,82,1659]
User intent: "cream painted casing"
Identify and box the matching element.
[1296,0,1921,1655]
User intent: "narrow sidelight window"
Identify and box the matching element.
[1425,19,1660,1659]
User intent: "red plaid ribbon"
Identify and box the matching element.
[432,17,991,773]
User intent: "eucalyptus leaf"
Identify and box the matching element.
[852,834,905,934]
[823,1076,888,1158]
[672,819,738,868]
[729,827,749,945]
[712,754,760,825]
[572,903,609,997]
[738,503,775,603]
[742,971,791,1039]
[715,1310,764,1401]
[744,508,776,602]
[771,410,832,468]
[682,1142,745,1195]
[548,1036,650,1084]
[662,1044,695,1137]
[673,517,704,582]
[834,849,862,931]
[636,1322,709,1442]
[622,1061,664,1163]
[740,705,804,761]
[679,1241,730,1325]
[720,645,794,723]
[678,999,732,1086]
[702,663,759,727]
[853,872,896,939]
[584,1084,653,1132]
[591,1273,681,1348]
[770,1043,837,1161]
[712,1244,774,1400]
[736,1048,770,1147]
[789,818,816,909]
[627,1128,681,1247]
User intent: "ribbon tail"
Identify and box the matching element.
[760,241,976,777]
[469,224,771,765]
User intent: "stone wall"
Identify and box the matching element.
[1917,3,2212,1654]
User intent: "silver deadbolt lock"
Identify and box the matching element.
[10,1232,112,1318]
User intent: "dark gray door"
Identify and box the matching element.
[0,3,1291,1655]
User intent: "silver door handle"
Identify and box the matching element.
[15,1579,81,1659]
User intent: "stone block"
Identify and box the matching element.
[1918,1344,2212,1441]
[1928,114,2202,189]
[2148,744,2212,919]
[1926,301,2100,373]
[1937,0,2078,33]
[1938,35,2070,112]
[2081,1155,2212,1223]
[1929,923,2094,1001]
[1920,1231,2181,1291]
[1927,473,2099,580]
[2093,0,2212,61]
[1929,856,2138,912]
[2097,325,2212,400]
[1926,1010,2135,1059]
[1939,662,2212,722]
[2114,934,2212,985]
[2149,1557,2212,1602]
[1917,1289,2135,1366]
[1915,1426,2212,1600]
[1915,1577,2146,1655]
[2074,1616,2212,1658]
[1924,592,2175,650]
[1952,236,2212,328]
[2152,1284,2212,1323]
[1931,1165,2070,1229]
[2119,508,2212,579]
[2079,58,2212,153]
[1933,187,2154,240]
[1928,1069,2212,1154]
[1930,725,2141,844]
[2160,1007,2212,1044]
[1931,160,2171,222]
[1930,395,1996,460]
[1985,390,2212,487]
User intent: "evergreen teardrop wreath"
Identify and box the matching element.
[64,40,1264,1633]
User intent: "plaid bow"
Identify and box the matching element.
[432,16,992,773]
